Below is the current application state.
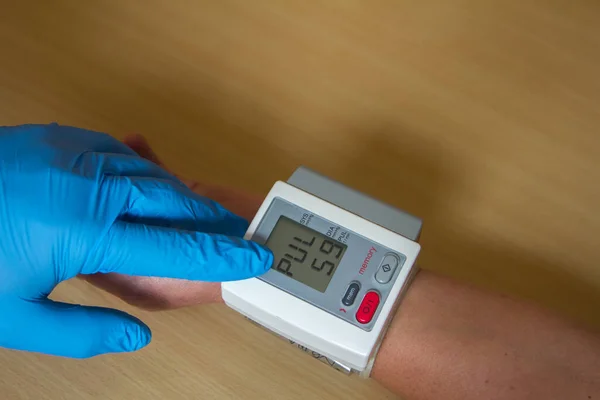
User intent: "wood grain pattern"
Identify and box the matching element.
[1,1,599,399]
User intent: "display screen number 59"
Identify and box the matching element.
[265,216,348,292]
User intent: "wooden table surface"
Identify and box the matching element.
[1,1,599,399]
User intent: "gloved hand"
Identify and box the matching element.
[82,134,267,310]
[0,123,272,358]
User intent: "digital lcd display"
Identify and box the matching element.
[265,216,348,292]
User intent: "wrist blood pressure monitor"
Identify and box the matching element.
[222,167,422,377]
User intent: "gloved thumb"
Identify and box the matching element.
[0,297,151,358]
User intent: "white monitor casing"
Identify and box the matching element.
[222,180,421,374]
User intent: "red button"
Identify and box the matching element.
[356,291,380,324]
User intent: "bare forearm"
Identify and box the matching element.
[87,268,600,399]
[372,270,600,400]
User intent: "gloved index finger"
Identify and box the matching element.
[84,221,273,282]
[120,176,250,238]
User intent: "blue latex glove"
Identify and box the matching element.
[0,123,272,358]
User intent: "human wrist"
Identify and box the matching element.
[370,269,438,392]
[209,282,225,304]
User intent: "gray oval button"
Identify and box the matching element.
[375,254,399,284]
[342,282,361,306]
